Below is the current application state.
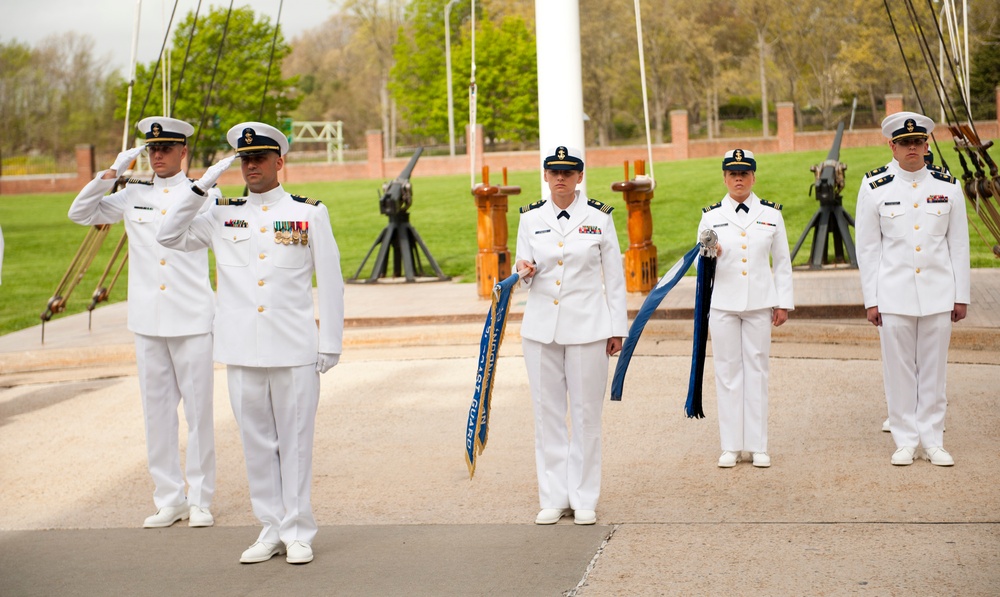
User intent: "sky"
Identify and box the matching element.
[0,0,337,73]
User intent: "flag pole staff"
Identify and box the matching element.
[122,0,143,151]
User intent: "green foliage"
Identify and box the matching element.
[118,6,300,166]
[969,39,1000,120]
[390,1,538,144]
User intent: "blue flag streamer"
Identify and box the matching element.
[610,243,700,401]
[465,272,520,479]
[685,251,716,417]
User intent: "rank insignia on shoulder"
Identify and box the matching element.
[926,164,947,174]
[702,201,722,213]
[126,177,153,186]
[520,200,546,214]
[869,175,895,189]
[587,198,614,213]
[929,170,956,184]
[292,194,322,206]
[865,165,889,179]
[760,199,782,211]
[216,197,247,206]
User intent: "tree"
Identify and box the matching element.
[121,6,300,166]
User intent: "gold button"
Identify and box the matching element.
[233,235,238,240]
[913,203,919,208]
[915,246,921,252]
[553,300,559,305]
[257,306,265,312]
[161,209,167,215]
[557,260,563,266]
[258,280,265,286]
[937,210,941,214]
[159,284,166,290]
[742,271,748,276]
[914,225,920,230]
[741,232,746,237]
[260,227,267,233]
[916,268,921,274]
[741,244,747,250]
[259,253,266,259]
[262,205,268,212]
[163,188,169,193]
[159,259,166,265]
[138,217,144,222]
[556,280,561,285]
[558,241,563,247]
[741,258,747,263]
[912,182,917,188]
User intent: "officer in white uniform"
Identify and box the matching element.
[698,149,794,469]
[514,146,628,526]
[855,112,970,466]
[68,117,218,529]
[158,122,345,565]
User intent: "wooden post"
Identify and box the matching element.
[472,166,520,298]
[611,160,657,293]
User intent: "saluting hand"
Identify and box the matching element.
[196,154,237,193]
[109,146,145,178]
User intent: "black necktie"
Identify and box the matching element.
[736,203,749,213]
[558,210,570,220]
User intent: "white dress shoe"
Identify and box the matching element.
[188,506,214,528]
[752,452,771,468]
[882,418,891,432]
[891,446,916,466]
[534,508,570,525]
[240,541,284,564]
[717,451,741,468]
[924,447,954,466]
[143,504,189,528]
[573,510,597,525]
[286,540,314,564]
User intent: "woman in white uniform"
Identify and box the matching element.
[698,149,794,468]
[514,146,628,525]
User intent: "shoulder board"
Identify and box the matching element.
[865,165,889,179]
[587,198,614,213]
[759,199,783,211]
[930,170,956,184]
[125,177,153,186]
[702,201,722,213]
[215,197,247,206]
[519,200,546,214]
[868,174,895,190]
[292,194,322,206]
[926,164,946,173]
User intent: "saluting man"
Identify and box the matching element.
[158,122,344,565]
[855,112,970,466]
[698,149,794,469]
[68,117,219,529]
[514,146,628,526]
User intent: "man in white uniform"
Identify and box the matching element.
[68,117,218,528]
[698,149,794,468]
[158,122,344,565]
[855,112,970,466]
[514,146,628,526]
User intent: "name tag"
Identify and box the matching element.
[884,201,901,206]
[535,228,551,234]
[133,206,154,211]
[713,223,729,228]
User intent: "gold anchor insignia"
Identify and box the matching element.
[734,149,743,161]
[905,119,915,132]
[556,147,567,160]
[243,129,254,144]
[151,123,162,137]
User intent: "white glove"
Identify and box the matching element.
[316,353,340,373]
[195,154,236,193]
[110,146,145,177]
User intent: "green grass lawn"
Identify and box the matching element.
[1,145,996,335]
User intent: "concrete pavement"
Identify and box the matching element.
[1,268,999,596]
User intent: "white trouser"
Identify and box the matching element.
[134,332,215,509]
[522,338,608,511]
[879,312,952,449]
[227,364,320,546]
[709,308,772,453]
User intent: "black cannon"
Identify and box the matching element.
[350,147,450,283]
[791,122,858,269]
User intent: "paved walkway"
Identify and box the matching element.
[1,268,998,596]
